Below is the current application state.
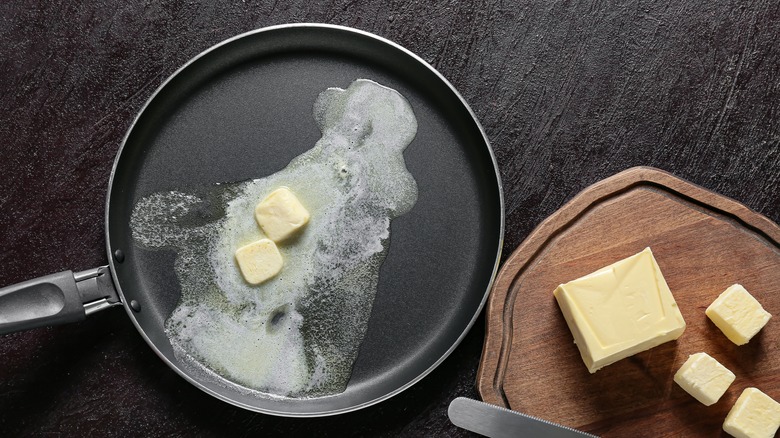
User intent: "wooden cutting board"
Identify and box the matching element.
[477,167,780,437]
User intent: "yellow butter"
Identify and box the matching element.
[234,238,283,284]
[706,284,771,346]
[723,387,780,438]
[673,352,735,406]
[553,247,686,373]
[255,187,310,242]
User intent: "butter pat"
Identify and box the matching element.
[255,187,310,242]
[674,352,735,406]
[723,388,780,438]
[235,239,283,284]
[706,284,771,346]
[554,248,686,373]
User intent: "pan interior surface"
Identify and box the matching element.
[107,25,502,416]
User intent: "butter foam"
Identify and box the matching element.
[131,79,418,397]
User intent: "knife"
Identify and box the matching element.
[448,397,599,438]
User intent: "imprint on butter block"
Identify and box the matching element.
[553,247,686,373]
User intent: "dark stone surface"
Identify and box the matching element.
[0,1,778,436]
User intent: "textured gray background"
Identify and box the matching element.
[1,1,778,436]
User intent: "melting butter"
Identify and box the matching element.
[130,79,418,398]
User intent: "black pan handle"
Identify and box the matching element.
[0,266,121,335]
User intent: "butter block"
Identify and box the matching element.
[673,352,735,406]
[235,239,283,284]
[706,284,771,346]
[723,388,780,438]
[554,247,686,373]
[255,187,310,242]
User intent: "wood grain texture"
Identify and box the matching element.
[477,167,780,437]
[0,0,779,436]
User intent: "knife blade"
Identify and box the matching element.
[448,397,599,438]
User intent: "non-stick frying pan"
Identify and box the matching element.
[0,24,503,416]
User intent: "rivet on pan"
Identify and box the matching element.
[114,249,125,263]
[130,300,141,312]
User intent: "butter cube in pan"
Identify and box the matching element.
[706,284,772,346]
[673,352,735,406]
[255,187,310,242]
[723,388,780,438]
[235,238,284,285]
[553,247,686,373]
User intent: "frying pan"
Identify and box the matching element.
[0,24,503,416]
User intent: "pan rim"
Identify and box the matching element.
[104,22,505,417]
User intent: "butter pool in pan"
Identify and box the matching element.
[131,79,420,398]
